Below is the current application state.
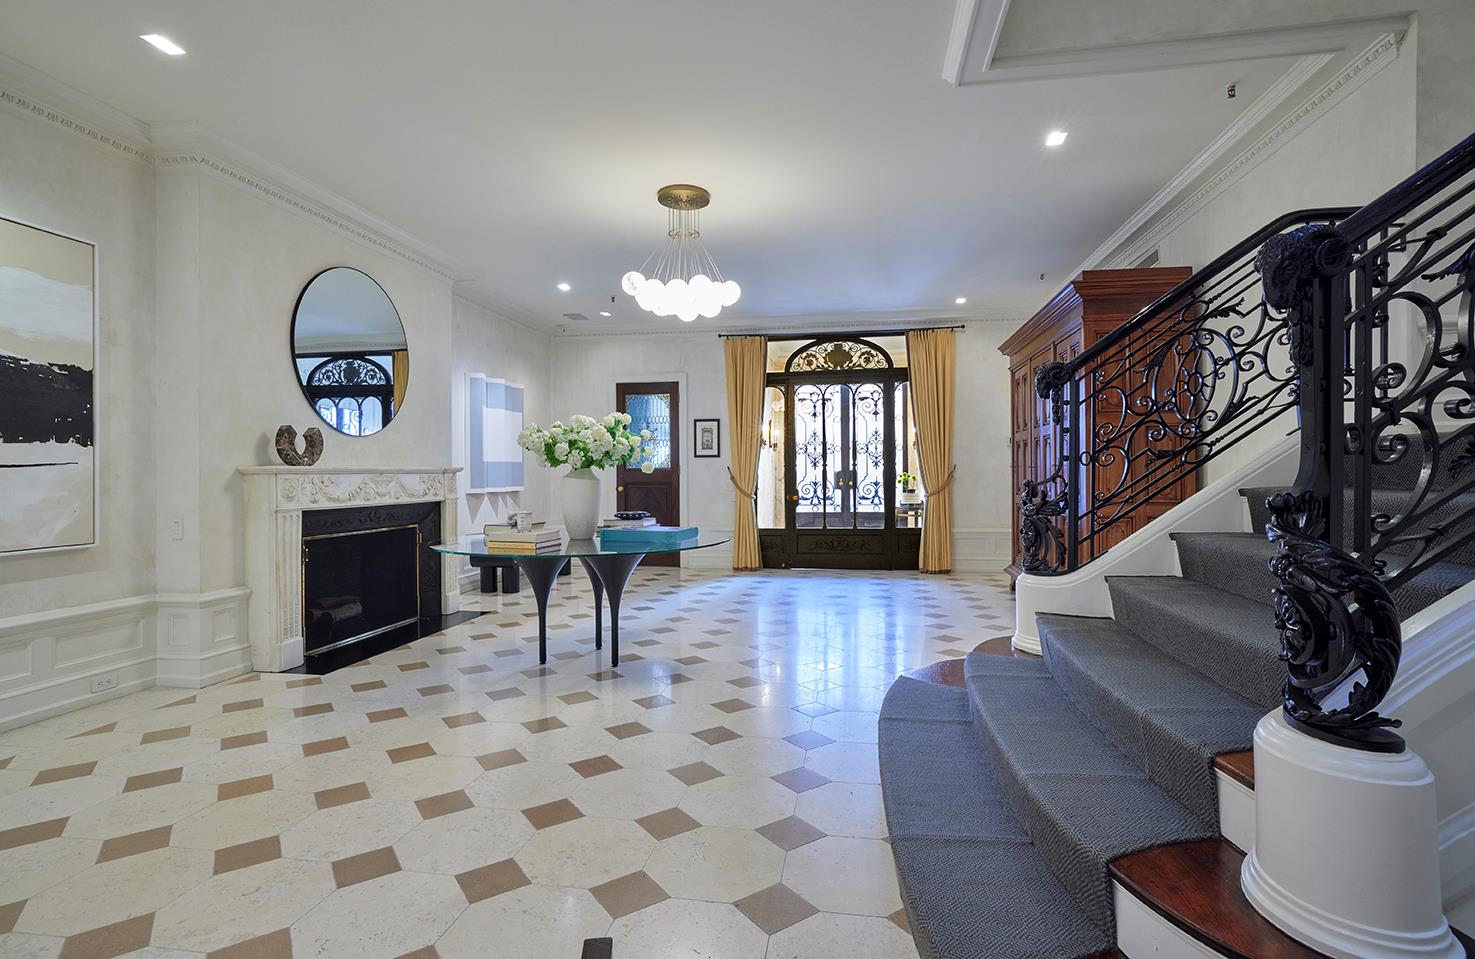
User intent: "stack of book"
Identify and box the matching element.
[599,515,658,529]
[597,525,699,547]
[483,525,564,554]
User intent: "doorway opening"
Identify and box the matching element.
[756,336,921,569]
[616,381,680,567]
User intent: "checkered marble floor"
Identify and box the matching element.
[0,567,1015,959]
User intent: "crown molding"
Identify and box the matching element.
[942,0,1012,85]
[551,307,1025,340]
[1084,30,1402,273]
[0,51,152,162]
[152,124,462,281]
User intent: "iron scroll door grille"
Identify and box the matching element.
[302,354,396,437]
[766,337,913,569]
[1258,130,1475,753]
[1018,207,1359,577]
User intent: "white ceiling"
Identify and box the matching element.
[0,1,1308,331]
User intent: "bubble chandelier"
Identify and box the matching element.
[621,184,741,323]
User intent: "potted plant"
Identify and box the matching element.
[898,471,922,506]
[517,414,656,539]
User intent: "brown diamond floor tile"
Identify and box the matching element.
[1,817,68,850]
[33,761,98,785]
[221,731,268,750]
[387,742,436,763]
[668,761,723,786]
[123,766,183,793]
[219,774,274,801]
[206,927,292,959]
[292,702,334,718]
[756,816,825,851]
[734,882,818,935]
[711,699,755,714]
[455,858,530,904]
[633,695,673,710]
[559,691,598,705]
[214,835,282,875]
[486,687,525,701]
[441,711,485,728]
[727,676,764,688]
[287,677,323,688]
[459,664,493,675]
[58,912,154,959]
[588,670,623,682]
[569,755,622,778]
[160,695,197,708]
[522,716,567,734]
[0,756,11,770]
[888,908,911,933]
[605,722,651,740]
[521,798,583,830]
[477,749,527,771]
[97,824,172,863]
[771,767,830,794]
[303,736,350,757]
[0,899,20,934]
[418,684,455,697]
[352,680,388,692]
[674,656,707,666]
[589,870,668,919]
[436,645,468,655]
[416,789,474,819]
[666,674,693,684]
[794,702,836,718]
[783,730,835,750]
[491,650,522,659]
[368,707,409,723]
[692,726,740,746]
[398,662,430,672]
[223,698,264,713]
[635,807,700,841]
[332,846,401,887]
[72,722,117,738]
[315,782,371,810]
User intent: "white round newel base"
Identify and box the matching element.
[1241,710,1462,959]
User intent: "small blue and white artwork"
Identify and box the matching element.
[467,374,525,493]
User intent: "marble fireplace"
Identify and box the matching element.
[239,466,462,671]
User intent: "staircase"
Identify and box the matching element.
[881,130,1475,959]
[879,481,1470,959]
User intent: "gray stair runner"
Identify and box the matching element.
[880,480,1475,959]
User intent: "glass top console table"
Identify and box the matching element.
[429,534,730,666]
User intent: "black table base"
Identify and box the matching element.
[515,552,646,666]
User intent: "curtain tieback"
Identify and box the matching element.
[925,466,957,498]
[727,467,756,501]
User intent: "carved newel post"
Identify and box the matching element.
[1239,227,1462,959]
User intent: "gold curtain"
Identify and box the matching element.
[906,329,957,573]
[724,335,767,571]
[391,350,410,414]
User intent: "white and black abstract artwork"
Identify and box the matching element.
[0,216,96,555]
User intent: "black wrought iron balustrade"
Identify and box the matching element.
[1018,208,1357,575]
[1260,130,1475,754]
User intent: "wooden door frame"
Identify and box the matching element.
[611,374,687,565]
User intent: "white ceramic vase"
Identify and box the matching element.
[561,468,601,540]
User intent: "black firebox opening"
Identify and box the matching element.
[303,525,420,654]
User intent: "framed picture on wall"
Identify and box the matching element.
[0,215,98,555]
[693,418,720,458]
[467,373,525,492]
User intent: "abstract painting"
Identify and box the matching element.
[467,373,524,493]
[0,216,96,554]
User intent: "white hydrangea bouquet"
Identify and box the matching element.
[517,413,657,474]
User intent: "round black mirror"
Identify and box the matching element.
[291,267,408,437]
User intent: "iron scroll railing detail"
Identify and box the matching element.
[1258,129,1475,753]
[1020,207,1357,575]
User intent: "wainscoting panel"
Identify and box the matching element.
[0,588,252,731]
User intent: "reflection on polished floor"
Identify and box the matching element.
[0,568,1014,959]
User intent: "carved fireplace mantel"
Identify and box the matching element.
[239,465,462,671]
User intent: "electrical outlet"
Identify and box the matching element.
[170,518,184,541]
[90,673,117,694]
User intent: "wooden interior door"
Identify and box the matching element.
[616,381,680,567]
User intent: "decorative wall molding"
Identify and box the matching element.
[1088,32,1402,272]
[557,311,1025,340]
[0,51,152,162]
[0,588,252,732]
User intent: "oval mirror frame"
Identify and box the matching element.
[290,267,409,437]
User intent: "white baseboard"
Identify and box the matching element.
[0,587,252,731]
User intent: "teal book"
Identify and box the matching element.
[597,525,698,546]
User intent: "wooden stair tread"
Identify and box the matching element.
[1110,838,1328,959]
[1213,750,1255,789]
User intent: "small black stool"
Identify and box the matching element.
[470,556,521,594]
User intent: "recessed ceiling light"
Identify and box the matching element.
[598,311,612,317]
[955,297,967,305]
[556,282,571,292]
[1045,130,1068,147]
[140,34,186,56]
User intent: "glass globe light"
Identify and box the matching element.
[621,271,646,296]
[719,279,741,307]
[635,278,664,312]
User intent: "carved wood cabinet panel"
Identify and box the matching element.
[999,268,1195,582]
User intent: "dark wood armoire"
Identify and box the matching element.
[1000,267,1195,581]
